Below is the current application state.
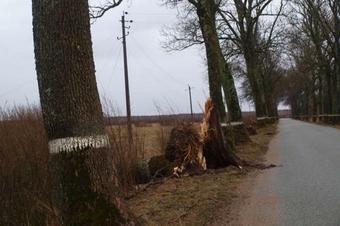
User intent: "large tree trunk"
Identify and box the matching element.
[196,3,226,120]
[32,0,133,225]
[265,95,278,117]
[261,69,278,118]
[245,56,267,117]
[196,0,242,123]
[318,74,324,115]
[221,63,243,122]
[334,0,340,113]
[325,70,334,114]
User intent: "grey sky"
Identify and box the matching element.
[0,0,253,115]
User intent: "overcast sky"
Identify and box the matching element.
[0,0,253,116]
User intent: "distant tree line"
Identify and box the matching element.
[284,0,340,117]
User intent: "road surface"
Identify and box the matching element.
[239,119,340,226]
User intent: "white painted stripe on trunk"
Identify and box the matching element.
[221,121,244,127]
[48,135,110,153]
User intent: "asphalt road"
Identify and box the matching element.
[240,119,340,226]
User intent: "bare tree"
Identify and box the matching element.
[162,0,243,123]
[217,0,285,117]
[161,0,245,167]
[302,0,340,113]
[162,0,285,118]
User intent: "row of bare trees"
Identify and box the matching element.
[284,0,340,117]
[162,0,286,119]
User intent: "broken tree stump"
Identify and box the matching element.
[200,99,241,169]
[164,98,242,176]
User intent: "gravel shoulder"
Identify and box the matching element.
[212,132,281,226]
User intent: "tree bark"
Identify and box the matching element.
[333,0,340,113]
[196,2,226,120]
[244,55,267,117]
[32,0,133,225]
[196,0,242,122]
[221,63,243,122]
[260,66,278,118]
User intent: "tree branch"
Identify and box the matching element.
[90,0,124,19]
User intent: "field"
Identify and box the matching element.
[108,123,174,159]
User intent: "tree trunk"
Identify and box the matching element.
[265,95,278,117]
[221,63,243,122]
[189,0,243,165]
[334,0,340,113]
[201,99,241,169]
[261,70,278,118]
[245,56,267,117]
[196,0,242,123]
[307,86,314,121]
[32,0,133,225]
[318,74,324,115]
[196,2,226,120]
[325,70,333,114]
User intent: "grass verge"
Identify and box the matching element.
[126,124,278,225]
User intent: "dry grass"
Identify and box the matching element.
[0,106,52,226]
[0,103,277,225]
[126,124,278,225]
[0,105,175,225]
[107,123,174,160]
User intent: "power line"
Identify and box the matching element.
[105,45,123,92]
[130,63,183,95]
[130,36,186,86]
[131,13,177,16]
[94,37,122,93]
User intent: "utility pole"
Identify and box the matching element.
[188,85,194,121]
[119,11,133,142]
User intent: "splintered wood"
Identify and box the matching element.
[165,123,206,177]
[165,98,241,176]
